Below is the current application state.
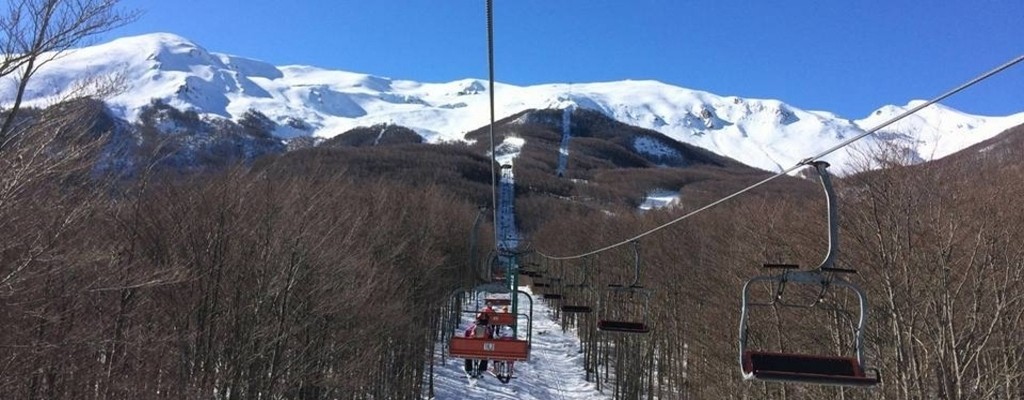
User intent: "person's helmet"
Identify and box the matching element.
[476,315,490,325]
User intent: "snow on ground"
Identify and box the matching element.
[426,133,611,399]
[850,101,1024,171]
[556,106,573,176]
[428,287,612,400]
[495,135,525,249]
[639,189,680,211]
[632,136,682,162]
[14,33,1021,174]
[494,136,526,167]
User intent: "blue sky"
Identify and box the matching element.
[103,0,1023,119]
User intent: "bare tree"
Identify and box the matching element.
[0,0,137,148]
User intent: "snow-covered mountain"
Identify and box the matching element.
[5,32,1022,173]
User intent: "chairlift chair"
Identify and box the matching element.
[540,278,563,300]
[598,284,652,333]
[518,259,546,278]
[597,241,653,334]
[531,270,557,290]
[738,162,880,387]
[449,287,535,384]
[484,250,509,283]
[560,259,596,314]
[560,289,594,314]
[539,261,566,300]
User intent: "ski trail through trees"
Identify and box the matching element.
[428,135,610,399]
[556,107,573,177]
[495,136,524,249]
[430,289,612,400]
[373,124,387,146]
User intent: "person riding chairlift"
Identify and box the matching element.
[464,314,494,375]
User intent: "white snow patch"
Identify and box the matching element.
[494,136,526,167]
[633,136,681,159]
[639,189,680,211]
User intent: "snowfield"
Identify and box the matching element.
[6,32,1023,173]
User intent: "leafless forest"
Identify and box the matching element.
[526,128,1024,399]
[2,1,1023,399]
[4,95,1022,399]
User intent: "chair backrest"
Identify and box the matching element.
[481,311,516,326]
[449,337,530,361]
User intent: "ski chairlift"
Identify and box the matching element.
[448,284,534,384]
[518,250,547,278]
[540,290,565,300]
[487,249,516,283]
[526,260,554,289]
[532,277,554,289]
[597,241,653,334]
[533,276,562,300]
[519,257,547,279]
[540,261,570,301]
[738,161,880,387]
[560,258,595,314]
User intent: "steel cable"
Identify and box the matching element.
[538,54,1024,261]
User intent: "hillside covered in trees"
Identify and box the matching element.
[2,1,1022,398]
[3,88,1023,398]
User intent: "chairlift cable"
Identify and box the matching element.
[537,54,1024,261]
[486,0,500,248]
[803,54,1024,165]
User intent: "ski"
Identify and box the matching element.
[464,371,479,386]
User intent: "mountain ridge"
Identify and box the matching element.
[6,32,1023,173]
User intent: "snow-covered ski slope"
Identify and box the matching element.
[495,135,524,250]
[556,106,573,177]
[430,287,611,400]
[11,33,1024,173]
[428,134,611,399]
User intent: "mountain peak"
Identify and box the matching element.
[9,33,1023,173]
[107,32,198,49]
[93,32,219,70]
